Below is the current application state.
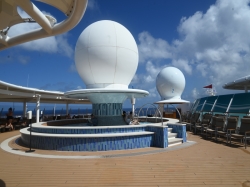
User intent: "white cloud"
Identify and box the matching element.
[56,34,73,57]
[70,64,77,72]
[137,0,250,100]
[131,74,139,84]
[144,75,154,83]
[18,55,30,64]
[131,61,162,86]
[149,88,158,97]
[145,61,161,77]
[192,88,199,99]
[87,0,99,10]
[138,32,172,63]
[19,36,58,52]
[7,8,73,58]
[39,82,79,91]
[144,62,160,85]
[172,59,192,75]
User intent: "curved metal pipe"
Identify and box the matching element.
[168,104,182,123]
[145,106,150,122]
[136,103,164,126]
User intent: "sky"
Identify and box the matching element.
[1,0,250,111]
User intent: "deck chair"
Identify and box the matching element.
[242,116,250,118]
[214,116,226,141]
[229,118,250,149]
[205,116,225,140]
[0,118,6,133]
[182,112,191,122]
[183,112,200,131]
[12,117,21,130]
[181,112,193,130]
[0,118,12,132]
[216,116,238,143]
[194,113,212,135]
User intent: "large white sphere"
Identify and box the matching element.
[75,20,138,89]
[156,67,185,100]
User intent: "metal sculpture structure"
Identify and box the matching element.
[0,0,88,50]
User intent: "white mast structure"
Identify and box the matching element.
[204,84,216,96]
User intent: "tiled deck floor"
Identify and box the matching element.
[0,130,250,187]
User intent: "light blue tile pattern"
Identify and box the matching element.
[32,126,147,134]
[167,124,186,142]
[93,103,122,116]
[22,124,186,151]
[21,133,153,151]
[146,126,168,148]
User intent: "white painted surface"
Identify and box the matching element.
[20,128,154,138]
[75,20,138,89]
[27,117,180,129]
[36,95,41,123]
[156,67,185,100]
[155,99,189,104]
[223,75,250,91]
[65,88,149,103]
[27,111,32,120]
[0,0,88,50]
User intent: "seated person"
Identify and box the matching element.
[6,107,14,130]
[125,115,131,124]
[5,121,14,131]
[88,114,93,123]
[66,114,71,119]
[129,119,140,125]
[127,111,133,120]
[88,114,98,126]
[20,121,27,128]
[122,111,130,125]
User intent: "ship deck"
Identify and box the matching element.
[0,130,250,187]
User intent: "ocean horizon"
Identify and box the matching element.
[0,107,173,118]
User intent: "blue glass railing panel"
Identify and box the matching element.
[202,96,218,112]
[195,97,206,111]
[213,94,233,113]
[229,92,250,113]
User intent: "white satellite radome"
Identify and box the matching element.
[156,67,185,100]
[66,20,149,125]
[75,20,138,89]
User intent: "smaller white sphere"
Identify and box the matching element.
[156,67,185,100]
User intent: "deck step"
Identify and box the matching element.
[168,138,183,147]
[168,132,177,138]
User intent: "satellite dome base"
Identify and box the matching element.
[65,88,149,126]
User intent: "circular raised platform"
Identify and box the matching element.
[1,134,195,159]
[64,88,149,103]
[19,118,185,152]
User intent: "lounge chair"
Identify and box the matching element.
[0,118,6,133]
[205,116,225,140]
[193,113,212,135]
[229,118,250,149]
[183,112,200,131]
[216,116,238,143]
[181,112,192,122]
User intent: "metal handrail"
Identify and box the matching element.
[167,104,182,123]
[136,103,164,126]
